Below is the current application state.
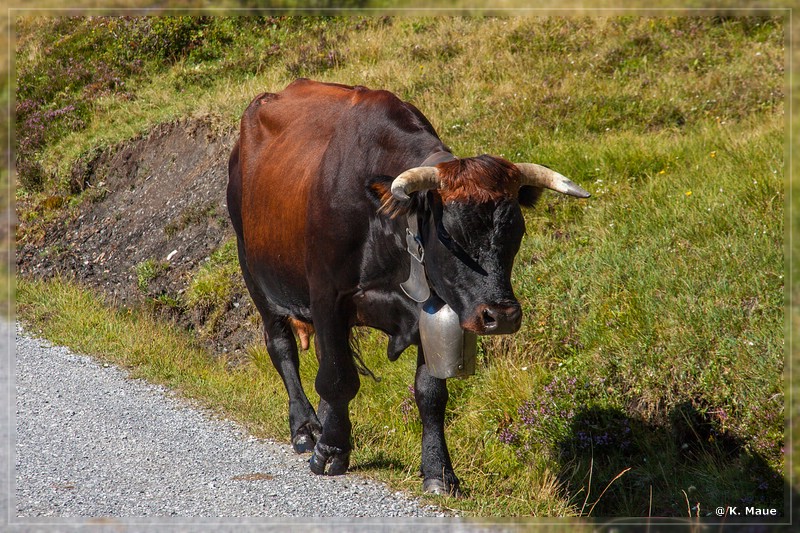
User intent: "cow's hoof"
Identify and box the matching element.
[423,478,461,497]
[292,422,322,454]
[292,433,315,454]
[309,442,350,476]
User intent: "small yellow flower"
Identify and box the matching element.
[659,170,666,175]
[710,151,717,158]
[685,191,692,196]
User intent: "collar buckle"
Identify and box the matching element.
[400,212,430,303]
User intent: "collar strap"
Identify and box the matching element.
[400,211,430,303]
[405,212,424,264]
[398,151,455,303]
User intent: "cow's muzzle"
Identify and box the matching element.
[466,303,522,335]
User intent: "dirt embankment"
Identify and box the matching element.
[16,117,260,358]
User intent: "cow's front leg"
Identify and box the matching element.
[308,303,360,476]
[415,347,460,495]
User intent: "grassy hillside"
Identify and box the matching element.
[15,15,787,518]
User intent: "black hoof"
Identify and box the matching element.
[309,442,350,476]
[292,433,315,454]
[423,478,461,497]
[291,422,322,454]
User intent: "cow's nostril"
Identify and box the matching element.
[482,308,498,330]
[474,304,522,335]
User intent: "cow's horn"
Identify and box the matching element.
[391,167,441,200]
[515,163,591,198]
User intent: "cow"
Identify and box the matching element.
[226,79,589,495]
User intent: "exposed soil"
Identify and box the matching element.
[16,117,261,358]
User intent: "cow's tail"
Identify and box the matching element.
[350,331,381,383]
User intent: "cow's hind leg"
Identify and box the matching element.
[262,316,322,453]
[415,347,460,496]
[236,240,321,453]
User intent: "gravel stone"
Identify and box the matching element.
[12,321,460,526]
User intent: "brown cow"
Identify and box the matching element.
[227,79,589,495]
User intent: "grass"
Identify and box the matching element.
[184,238,240,337]
[14,15,788,517]
[135,258,169,292]
[791,21,800,505]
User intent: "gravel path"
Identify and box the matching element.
[12,321,449,524]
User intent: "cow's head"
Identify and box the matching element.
[390,155,589,336]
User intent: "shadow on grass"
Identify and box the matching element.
[555,403,787,521]
[349,450,409,474]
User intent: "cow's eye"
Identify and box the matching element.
[436,218,487,275]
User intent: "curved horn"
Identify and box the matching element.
[390,167,441,201]
[515,163,590,198]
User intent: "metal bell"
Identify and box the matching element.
[419,295,477,379]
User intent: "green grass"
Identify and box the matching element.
[791,25,800,502]
[15,15,787,517]
[16,16,786,187]
[134,258,169,292]
[184,238,241,337]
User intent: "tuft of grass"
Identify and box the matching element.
[134,258,168,293]
[183,238,241,337]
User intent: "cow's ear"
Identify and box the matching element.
[518,185,543,207]
[367,176,417,218]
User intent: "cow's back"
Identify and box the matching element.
[229,79,444,316]
[229,80,371,313]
